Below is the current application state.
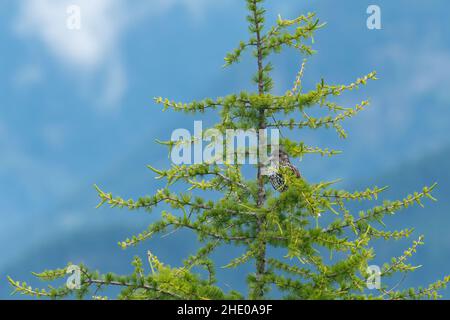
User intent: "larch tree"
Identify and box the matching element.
[9,0,449,300]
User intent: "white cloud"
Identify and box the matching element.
[15,0,127,109]
[99,60,127,108]
[378,44,450,97]
[16,0,123,70]
[353,41,450,165]
[15,0,228,109]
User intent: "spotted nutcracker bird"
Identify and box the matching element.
[268,149,302,192]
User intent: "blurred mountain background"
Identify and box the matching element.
[1,0,450,298]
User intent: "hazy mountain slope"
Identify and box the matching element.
[341,147,450,297]
[0,225,251,299]
[3,146,450,298]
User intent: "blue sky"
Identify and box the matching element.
[0,0,251,265]
[1,0,450,296]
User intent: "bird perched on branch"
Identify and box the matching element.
[268,149,301,192]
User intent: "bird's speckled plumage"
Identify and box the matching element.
[268,150,301,192]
